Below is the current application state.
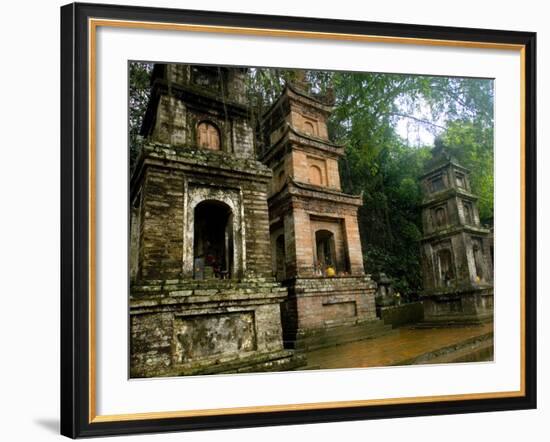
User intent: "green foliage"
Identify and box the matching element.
[128,63,494,294]
[129,62,153,169]
[440,121,494,222]
[323,72,493,293]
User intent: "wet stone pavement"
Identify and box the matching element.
[304,323,493,370]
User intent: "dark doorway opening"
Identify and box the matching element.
[193,200,234,279]
[315,229,336,275]
[437,249,455,287]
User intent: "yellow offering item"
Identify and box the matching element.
[326,266,336,277]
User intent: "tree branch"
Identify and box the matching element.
[389,113,446,130]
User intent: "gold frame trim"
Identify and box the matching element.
[88,18,527,424]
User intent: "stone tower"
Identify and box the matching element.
[419,141,493,324]
[129,64,303,377]
[260,80,388,350]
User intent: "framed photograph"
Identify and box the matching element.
[60,2,536,438]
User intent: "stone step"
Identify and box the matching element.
[168,283,281,291]
[392,332,493,366]
[132,280,285,298]
[165,349,306,377]
[413,317,493,328]
[427,339,493,364]
[220,352,308,374]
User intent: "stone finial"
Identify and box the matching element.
[434,135,445,150]
[428,136,453,167]
[289,70,311,94]
[433,136,452,158]
[323,86,336,105]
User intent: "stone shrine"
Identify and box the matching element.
[129,64,304,377]
[419,140,494,324]
[260,78,389,351]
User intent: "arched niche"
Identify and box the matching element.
[315,229,336,273]
[435,206,447,227]
[183,185,245,279]
[197,121,221,150]
[193,200,234,279]
[303,120,315,136]
[309,164,323,186]
[437,248,455,287]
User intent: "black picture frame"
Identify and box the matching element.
[60,2,537,438]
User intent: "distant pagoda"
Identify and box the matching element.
[418,139,493,324]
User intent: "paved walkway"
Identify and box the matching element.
[305,323,493,369]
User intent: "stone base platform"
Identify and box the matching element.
[419,286,493,326]
[377,302,425,328]
[130,278,306,378]
[137,349,307,378]
[281,276,388,351]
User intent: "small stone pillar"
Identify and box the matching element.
[374,273,395,307]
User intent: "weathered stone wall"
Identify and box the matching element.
[378,302,424,328]
[289,105,329,140]
[309,216,347,273]
[162,64,248,106]
[464,233,493,284]
[130,280,289,377]
[142,64,253,160]
[421,163,473,196]
[267,189,364,279]
[421,235,467,290]
[282,277,377,335]
[131,310,174,373]
[288,207,312,276]
[149,94,254,159]
[421,230,493,292]
[342,214,365,275]
[267,148,342,196]
[132,145,274,281]
[138,167,185,280]
[174,311,256,362]
[326,157,341,190]
[231,119,255,159]
[457,196,481,226]
[288,150,340,190]
[422,193,482,235]
[284,209,358,277]
[242,184,273,278]
[165,64,190,85]
[269,157,291,196]
[129,201,141,281]
[422,288,493,322]
[152,95,188,146]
